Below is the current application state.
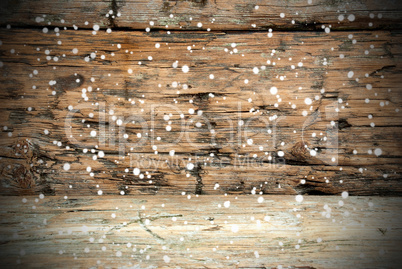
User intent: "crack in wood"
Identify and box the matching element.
[108,0,118,28]
[369,65,397,76]
[108,211,183,244]
[191,163,204,195]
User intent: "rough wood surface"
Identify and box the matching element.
[0,1,401,268]
[0,0,402,31]
[0,195,401,268]
[0,29,401,196]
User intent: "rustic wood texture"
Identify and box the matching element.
[0,0,401,268]
[0,28,401,196]
[0,0,402,31]
[0,195,401,268]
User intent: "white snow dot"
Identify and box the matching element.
[347,71,354,78]
[133,168,140,175]
[224,201,230,208]
[187,163,194,170]
[374,148,382,156]
[163,255,170,263]
[258,196,264,203]
[90,130,97,137]
[348,14,355,22]
[182,65,189,73]
[304,98,312,105]
[231,225,239,233]
[63,163,70,171]
[342,191,349,199]
[270,87,278,95]
[295,194,303,203]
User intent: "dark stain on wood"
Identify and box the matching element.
[189,0,208,8]
[338,118,352,130]
[1,79,24,99]
[191,163,204,194]
[378,228,388,235]
[162,0,208,12]
[53,74,85,92]
[8,110,29,124]
[108,0,118,28]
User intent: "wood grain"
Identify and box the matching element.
[0,28,401,196]
[0,0,401,31]
[0,1,401,268]
[0,195,401,268]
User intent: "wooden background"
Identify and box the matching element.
[0,0,401,268]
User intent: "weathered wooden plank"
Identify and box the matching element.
[0,195,401,268]
[0,0,402,31]
[0,29,401,196]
